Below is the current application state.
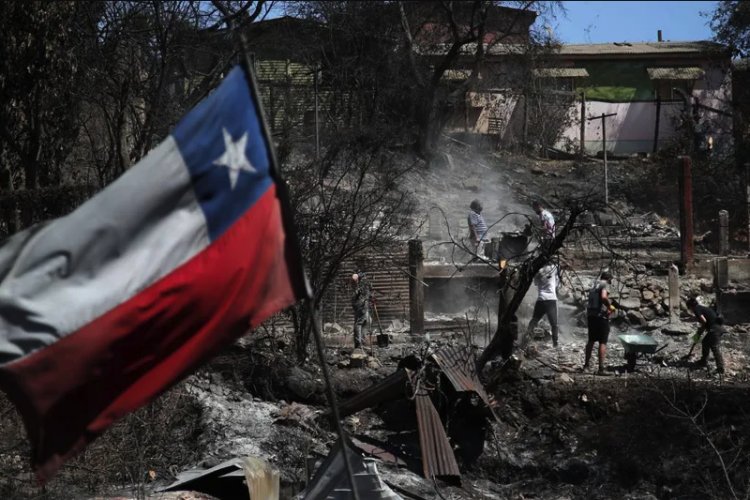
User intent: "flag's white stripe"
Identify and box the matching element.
[0,137,210,361]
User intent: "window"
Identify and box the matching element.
[654,79,694,100]
[647,67,703,100]
[531,68,588,93]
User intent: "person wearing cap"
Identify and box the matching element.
[584,271,614,374]
[351,273,373,349]
[468,199,489,257]
[686,297,725,374]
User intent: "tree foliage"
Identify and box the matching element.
[710,0,750,58]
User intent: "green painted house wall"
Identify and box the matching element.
[576,61,657,101]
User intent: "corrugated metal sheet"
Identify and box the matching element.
[532,67,589,78]
[646,66,705,80]
[256,60,314,84]
[255,85,315,133]
[337,369,409,419]
[321,246,410,325]
[442,69,471,81]
[301,440,402,500]
[350,438,407,467]
[412,375,461,483]
[336,368,461,482]
[430,346,491,407]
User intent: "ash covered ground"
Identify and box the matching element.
[162,149,750,499]
[2,148,749,500]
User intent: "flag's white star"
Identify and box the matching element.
[213,128,256,189]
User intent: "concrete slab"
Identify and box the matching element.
[728,258,750,282]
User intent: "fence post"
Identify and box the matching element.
[668,264,680,322]
[579,92,586,159]
[715,257,729,289]
[719,209,729,256]
[408,239,424,335]
[678,156,694,269]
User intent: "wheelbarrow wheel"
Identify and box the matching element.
[625,352,637,373]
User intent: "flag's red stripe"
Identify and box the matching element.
[0,184,298,481]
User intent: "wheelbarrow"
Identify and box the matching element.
[618,334,659,372]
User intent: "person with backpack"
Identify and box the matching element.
[686,297,725,374]
[584,271,614,374]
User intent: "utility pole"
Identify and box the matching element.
[579,92,586,159]
[672,88,696,268]
[408,239,424,335]
[587,112,617,205]
[679,156,694,268]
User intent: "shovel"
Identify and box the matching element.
[680,333,700,361]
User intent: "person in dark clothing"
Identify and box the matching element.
[584,271,614,374]
[686,297,725,374]
[351,273,373,349]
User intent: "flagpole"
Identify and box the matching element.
[216,5,361,497]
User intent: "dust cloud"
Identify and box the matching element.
[408,144,532,261]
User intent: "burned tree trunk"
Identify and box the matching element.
[477,204,585,370]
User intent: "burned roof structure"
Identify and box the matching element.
[336,345,494,485]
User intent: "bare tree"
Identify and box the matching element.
[0,1,276,233]
[293,1,561,160]
[0,2,92,192]
[398,1,544,158]
[79,1,275,187]
[285,137,417,362]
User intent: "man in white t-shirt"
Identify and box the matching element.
[533,201,555,241]
[524,263,560,347]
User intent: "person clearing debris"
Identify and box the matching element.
[523,262,560,348]
[351,272,373,349]
[584,271,615,374]
[685,297,725,374]
[468,199,489,259]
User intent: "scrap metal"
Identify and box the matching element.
[430,346,491,407]
[300,440,401,500]
[411,373,461,484]
[337,369,410,419]
[350,437,407,467]
[335,346,498,485]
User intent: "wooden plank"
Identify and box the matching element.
[409,240,424,335]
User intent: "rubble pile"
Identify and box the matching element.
[562,275,674,328]
[560,272,737,331]
[624,212,680,239]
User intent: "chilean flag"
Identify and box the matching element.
[0,65,308,481]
